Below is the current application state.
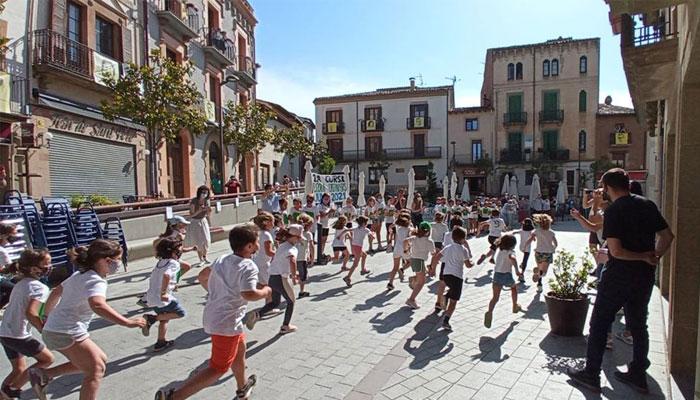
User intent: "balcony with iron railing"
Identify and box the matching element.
[202,28,235,67]
[535,148,570,162]
[360,119,384,132]
[336,146,442,162]
[406,116,431,130]
[0,64,28,116]
[231,55,257,87]
[500,148,526,163]
[322,122,345,134]
[503,111,527,126]
[156,0,199,41]
[539,109,564,124]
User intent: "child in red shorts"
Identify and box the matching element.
[155,224,271,400]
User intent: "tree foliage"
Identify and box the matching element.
[426,161,439,203]
[222,101,274,164]
[369,152,391,183]
[101,50,207,143]
[590,156,617,179]
[312,143,335,174]
[270,123,314,157]
[548,250,593,300]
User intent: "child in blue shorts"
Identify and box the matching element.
[484,234,523,328]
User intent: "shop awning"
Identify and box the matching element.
[628,170,647,181]
[36,93,145,131]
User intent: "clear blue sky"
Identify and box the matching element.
[252,0,632,119]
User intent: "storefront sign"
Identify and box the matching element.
[50,114,139,143]
[312,173,348,203]
[462,168,486,177]
[93,52,120,86]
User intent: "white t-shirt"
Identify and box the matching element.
[351,226,371,247]
[145,259,180,308]
[252,230,274,269]
[269,242,298,277]
[441,243,472,279]
[542,200,551,211]
[488,217,506,237]
[384,205,396,224]
[302,205,318,233]
[442,231,453,247]
[44,270,108,337]
[318,204,334,228]
[534,229,557,253]
[393,226,410,257]
[0,278,49,339]
[0,246,10,267]
[332,228,348,248]
[518,230,533,253]
[202,254,258,336]
[295,231,313,262]
[405,236,435,261]
[431,222,449,244]
[495,249,516,273]
[341,205,357,221]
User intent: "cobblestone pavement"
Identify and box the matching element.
[0,221,671,399]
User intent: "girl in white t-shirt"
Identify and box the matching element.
[31,240,145,400]
[341,197,357,228]
[384,197,398,251]
[403,222,435,310]
[365,197,381,252]
[296,214,315,298]
[387,215,412,291]
[476,209,506,265]
[0,249,54,399]
[484,235,523,329]
[252,212,276,287]
[431,212,449,251]
[331,216,351,271]
[514,218,535,283]
[343,216,375,287]
[316,193,335,262]
[526,214,558,293]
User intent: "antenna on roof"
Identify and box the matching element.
[416,73,424,86]
[445,75,460,86]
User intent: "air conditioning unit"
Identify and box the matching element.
[366,120,376,130]
[326,122,337,133]
[414,117,425,128]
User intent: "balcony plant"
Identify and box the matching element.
[545,250,594,336]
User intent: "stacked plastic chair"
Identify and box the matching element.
[40,198,78,284]
[4,191,47,248]
[102,217,129,271]
[73,203,104,247]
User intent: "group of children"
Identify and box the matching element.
[0,191,560,400]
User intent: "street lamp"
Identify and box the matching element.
[219,75,239,190]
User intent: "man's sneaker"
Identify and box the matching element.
[567,368,601,393]
[280,325,298,335]
[442,320,453,332]
[614,369,649,394]
[244,310,259,330]
[142,314,157,337]
[518,275,526,284]
[29,368,49,400]
[405,300,420,310]
[1,385,21,399]
[154,340,175,352]
[343,276,352,287]
[236,375,257,399]
[154,388,175,400]
[386,282,395,291]
[484,311,493,328]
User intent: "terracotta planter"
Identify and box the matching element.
[545,293,590,336]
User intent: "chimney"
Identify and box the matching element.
[409,77,416,90]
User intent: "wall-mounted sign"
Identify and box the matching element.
[614,131,629,145]
[462,168,486,177]
[93,52,120,86]
[49,114,139,143]
[205,100,217,123]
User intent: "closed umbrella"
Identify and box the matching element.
[556,180,566,204]
[510,175,519,197]
[406,168,415,210]
[450,172,458,201]
[501,173,510,195]
[530,174,541,207]
[358,171,366,207]
[304,160,314,197]
[342,165,350,200]
[379,174,386,200]
[461,178,471,201]
[442,175,449,200]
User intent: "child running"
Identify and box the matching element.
[429,227,472,331]
[252,212,275,290]
[484,234,523,328]
[343,216,375,287]
[0,249,54,399]
[527,214,558,293]
[296,214,315,298]
[256,225,301,335]
[341,197,357,228]
[30,240,146,400]
[331,216,351,271]
[403,222,435,309]
[476,209,506,265]
[431,212,449,251]
[155,224,271,400]
[387,215,411,291]
[384,196,397,251]
[515,218,535,283]
[141,238,188,351]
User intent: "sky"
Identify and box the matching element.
[252,0,632,119]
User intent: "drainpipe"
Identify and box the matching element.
[24,0,34,114]
[446,88,450,179]
[355,100,359,191]
[532,47,536,162]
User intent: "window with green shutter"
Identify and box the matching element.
[579,90,587,112]
[508,93,522,113]
[543,130,558,153]
[508,132,523,152]
[543,91,558,111]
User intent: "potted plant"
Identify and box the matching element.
[545,250,593,336]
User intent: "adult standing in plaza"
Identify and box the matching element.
[186,186,212,265]
[259,184,286,214]
[225,176,241,195]
[410,193,424,226]
[568,168,675,394]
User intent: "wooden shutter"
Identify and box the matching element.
[52,0,68,36]
[508,132,522,151]
[543,131,558,152]
[508,94,522,113]
[543,92,558,111]
[122,26,132,63]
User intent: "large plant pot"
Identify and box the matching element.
[545,293,590,336]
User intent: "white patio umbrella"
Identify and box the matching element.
[379,174,386,200]
[342,165,351,200]
[461,178,471,201]
[450,172,458,201]
[357,171,366,207]
[509,175,519,197]
[442,175,449,199]
[530,174,541,207]
[556,180,567,204]
[406,168,415,210]
[304,160,314,197]
[501,173,510,195]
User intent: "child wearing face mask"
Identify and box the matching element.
[29,240,146,400]
[0,249,54,399]
[141,238,187,352]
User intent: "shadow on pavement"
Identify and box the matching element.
[353,290,400,311]
[521,292,546,320]
[369,307,414,334]
[404,313,453,369]
[465,269,493,288]
[471,321,519,363]
[247,334,283,358]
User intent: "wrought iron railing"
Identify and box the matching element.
[33,29,93,78]
[322,122,345,134]
[204,28,235,62]
[360,119,384,132]
[539,109,564,123]
[632,12,677,47]
[503,112,527,125]
[159,0,200,33]
[406,116,431,129]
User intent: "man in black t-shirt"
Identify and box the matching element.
[568,168,675,394]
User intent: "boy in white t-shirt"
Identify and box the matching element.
[155,224,271,400]
[296,214,315,298]
[429,227,472,331]
[476,209,506,265]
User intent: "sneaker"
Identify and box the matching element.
[477,255,486,265]
[136,297,148,308]
[1,385,21,399]
[154,388,175,400]
[405,300,420,310]
[567,367,601,393]
[236,375,257,399]
[484,311,493,328]
[154,340,175,352]
[297,291,311,298]
[518,275,526,284]
[280,325,298,335]
[343,276,352,287]
[142,314,157,337]
[408,276,415,290]
[244,310,259,330]
[536,283,543,293]
[360,269,371,276]
[386,283,395,291]
[442,320,453,332]
[615,331,634,345]
[614,369,649,394]
[29,368,49,400]
[512,304,522,313]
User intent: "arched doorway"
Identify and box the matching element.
[167,138,184,198]
[209,142,222,194]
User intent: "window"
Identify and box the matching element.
[543,59,550,77]
[209,142,220,186]
[543,130,559,153]
[410,104,428,118]
[525,170,535,185]
[542,90,558,111]
[327,139,343,159]
[507,63,515,81]
[326,110,342,123]
[567,170,575,195]
[165,48,178,62]
[368,167,381,184]
[365,136,382,156]
[611,152,626,168]
[507,93,523,113]
[515,62,523,80]
[579,90,587,112]
[95,16,116,58]
[578,130,587,152]
[413,134,426,157]
[260,163,270,186]
[209,75,220,122]
[465,118,478,131]
[508,132,523,152]
[414,165,429,181]
[472,140,483,162]
[67,2,83,64]
[579,56,588,73]
[364,107,382,121]
[551,59,559,76]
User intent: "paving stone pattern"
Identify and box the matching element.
[0,221,672,399]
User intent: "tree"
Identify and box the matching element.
[101,50,207,195]
[590,156,616,179]
[426,161,439,203]
[270,123,314,157]
[312,143,335,174]
[369,152,391,183]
